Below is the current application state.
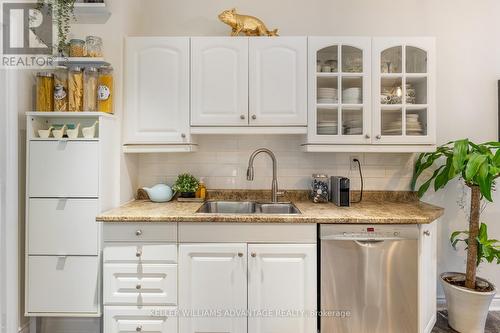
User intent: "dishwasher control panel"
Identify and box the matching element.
[319,224,420,240]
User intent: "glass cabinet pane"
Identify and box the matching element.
[406,108,427,136]
[381,77,402,105]
[381,108,402,136]
[342,108,363,135]
[406,46,427,73]
[342,77,362,104]
[317,46,338,73]
[406,77,427,104]
[317,107,338,135]
[381,46,402,73]
[342,46,363,73]
[317,77,338,104]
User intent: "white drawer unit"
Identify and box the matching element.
[28,140,99,198]
[104,243,177,263]
[25,112,116,317]
[28,198,99,255]
[104,264,177,305]
[103,223,178,242]
[104,306,178,333]
[27,256,100,314]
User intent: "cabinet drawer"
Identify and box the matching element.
[104,264,177,305]
[28,198,99,255]
[29,141,99,198]
[27,256,100,314]
[104,306,177,333]
[104,244,177,263]
[103,223,177,242]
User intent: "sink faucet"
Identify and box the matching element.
[246,148,282,203]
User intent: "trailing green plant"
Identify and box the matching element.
[36,0,76,54]
[412,139,500,290]
[173,173,199,193]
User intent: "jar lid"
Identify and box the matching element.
[69,66,83,72]
[99,65,113,72]
[36,71,53,77]
[55,65,67,70]
[85,66,99,72]
[86,35,102,41]
[69,39,85,44]
[312,174,329,178]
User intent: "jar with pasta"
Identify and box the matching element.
[69,39,85,57]
[53,66,68,111]
[85,36,103,57]
[84,67,98,111]
[68,67,83,112]
[97,66,113,114]
[36,72,54,112]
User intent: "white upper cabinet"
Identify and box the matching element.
[372,37,436,145]
[249,37,307,126]
[124,37,190,144]
[308,37,372,144]
[247,244,317,333]
[191,37,249,126]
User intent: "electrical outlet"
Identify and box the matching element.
[350,155,360,170]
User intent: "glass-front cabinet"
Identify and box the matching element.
[372,38,435,144]
[308,37,372,144]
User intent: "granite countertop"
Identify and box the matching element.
[97,190,444,224]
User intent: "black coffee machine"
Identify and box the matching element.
[330,176,350,207]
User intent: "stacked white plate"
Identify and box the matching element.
[382,120,403,135]
[342,87,362,104]
[317,121,338,135]
[406,114,424,135]
[343,119,363,135]
[317,88,338,104]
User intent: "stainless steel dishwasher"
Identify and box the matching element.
[319,224,419,333]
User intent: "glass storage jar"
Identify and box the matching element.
[69,39,85,57]
[97,66,113,114]
[53,66,68,111]
[68,67,83,112]
[85,36,103,57]
[36,72,54,112]
[84,67,99,111]
[311,174,330,203]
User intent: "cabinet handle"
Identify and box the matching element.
[251,252,257,258]
[240,114,246,120]
[251,115,257,120]
[365,134,371,139]
[376,135,382,140]
[135,230,143,236]
[136,284,142,290]
[181,133,186,138]
[424,230,431,236]
[237,252,243,257]
[136,326,142,332]
[136,250,142,258]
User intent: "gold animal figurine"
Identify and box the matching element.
[218,8,279,37]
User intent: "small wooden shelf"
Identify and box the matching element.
[73,2,111,24]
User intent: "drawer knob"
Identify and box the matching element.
[136,326,142,332]
[376,134,382,140]
[251,115,257,120]
[237,252,243,257]
[135,230,143,236]
[240,114,246,120]
[136,250,142,258]
[181,133,186,138]
[136,284,142,290]
[251,252,257,258]
[424,230,431,236]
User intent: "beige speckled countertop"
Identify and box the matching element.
[97,190,444,224]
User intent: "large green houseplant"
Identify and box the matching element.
[412,139,500,333]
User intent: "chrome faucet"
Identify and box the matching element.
[247,148,282,203]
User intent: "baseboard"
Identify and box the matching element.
[438,296,500,311]
[18,321,31,333]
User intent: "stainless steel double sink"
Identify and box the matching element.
[196,201,301,215]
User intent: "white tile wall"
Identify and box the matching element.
[138,135,418,192]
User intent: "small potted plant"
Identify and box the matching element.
[413,139,499,333]
[173,173,199,198]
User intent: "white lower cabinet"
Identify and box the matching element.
[104,306,177,333]
[179,244,248,333]
[247,244,317,333]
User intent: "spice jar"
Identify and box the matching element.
[84,67,99,111]
[85,36,103,57]
[68,67,83,112]
[97,66,113,114]
[69,39,85,57]
[53,66,68,111]
[311,174,330,203]
[36,72,54,112]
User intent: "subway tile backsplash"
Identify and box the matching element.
[137,135,417,191]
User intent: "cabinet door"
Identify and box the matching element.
[249,37,307,126]
[191,37,249,126]
[372,37,436,145]
[124,37,190,144]
[179,244,247,333]
[419,222,437,333]
[308,37,372,144]
[248,244,317,333]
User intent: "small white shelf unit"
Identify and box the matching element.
[73,2,111,24]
